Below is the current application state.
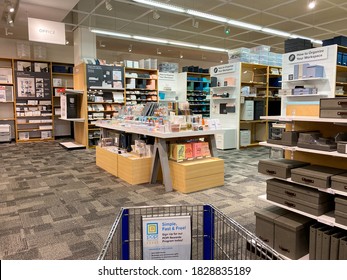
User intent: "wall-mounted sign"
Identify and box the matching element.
[142,215,191,260]
[28,18,66,45]
[284,46,328,64]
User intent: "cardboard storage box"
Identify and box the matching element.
[96,146,118,177]
[118,154,152,185]
[240,130,251,146]
[255,206,289,247]
[258,158,309,179]
[335,196,347,226]
[337,141,347,154]
[169,157,224,193]
[274,212,313,259]
[291,165,346,189]
[267,131,300,146]
[320,97,347,118]
[331,173,347,193]
[266,178,334,216]
[297,132,337,152]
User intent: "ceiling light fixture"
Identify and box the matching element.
[105,0,113,11]
[308,0,316,9]
[156,48,162,55]
[131,0,322,45]
[128,44,132,52]
[7,13,13,24]
[65,40,69,45]
[90,28,228,53]
[179,52,183,59]
[153,10,160,20]
[224,26,231,35]
[192,18,199,29]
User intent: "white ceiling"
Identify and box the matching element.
[1,0,347,63]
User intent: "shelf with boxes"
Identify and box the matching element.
[178,72,211,118]
[125,67,158,105]
[14,60,54,142]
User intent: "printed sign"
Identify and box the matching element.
[142,215,191,260]
[285,46,328,64]
[211,64,236,74]
[28,18,65,45]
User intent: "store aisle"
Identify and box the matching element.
[0,141,270,259]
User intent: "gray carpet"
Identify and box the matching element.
[0,140,271,259]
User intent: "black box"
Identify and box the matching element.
[284,38,313,53]
[254,100,265,120]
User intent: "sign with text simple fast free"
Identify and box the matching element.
[28,18,66,45]
[142,215,191,260]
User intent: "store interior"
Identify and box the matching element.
[1,0,347,261]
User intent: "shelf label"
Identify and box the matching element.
[284,46,328,64]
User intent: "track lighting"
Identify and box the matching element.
[128,44,132,52]
[179,52,183,59]
[7,13,13,24]
[105,0,113,11]
[156,48,162,55]
[152,10,160,20]
[224,26,231,35]
[308,0,316,9]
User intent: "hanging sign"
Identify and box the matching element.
[142,215,191,260]
[210,63,236,74]
[28,18,66,45]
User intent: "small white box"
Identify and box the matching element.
[240,100,254,120]
[240,130,251,146]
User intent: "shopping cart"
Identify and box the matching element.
[98,204,284,260]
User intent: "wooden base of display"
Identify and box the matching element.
[118,154,152,185]
[169,157,224,193]
[96,146,118,177]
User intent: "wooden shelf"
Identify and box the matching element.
[52,72,73,76]
[17,138,54,142]
[0,118,15,121]
[17,128,52,132]
[240,120,267,124]
[89,86,124,90]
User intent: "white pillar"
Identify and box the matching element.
[73,27,96,66]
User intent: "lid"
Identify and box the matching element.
[255,206,289,222]
[259,159,308,169]
[267,178,322,199]
[291,165,346,180]
[331,172,347,184]
[335,196,347,206]
[274,212,313,231]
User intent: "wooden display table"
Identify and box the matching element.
[96,121,226,192]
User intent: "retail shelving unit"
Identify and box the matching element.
[125,67,158,105]
[178,72,211,117]
[0,58,15,140]
[51,62,74,138]
[14,59,54,142]
[258,44,347,259]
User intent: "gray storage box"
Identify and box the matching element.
[274,212,313,259]
[335,210,347,227]
[331,173,347,193]
[320,97,347,118]
[266,178,334,216]
[337,141,347,154]
[330,232,346,260]
[267,131,300,146]
[254,206,289,247]
[339,237,347,260]
[291,165,346,189]
[297,132,337,151]
[335,196,347,213]
[258,159,309,179]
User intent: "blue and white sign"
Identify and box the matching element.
[142,215,191,260]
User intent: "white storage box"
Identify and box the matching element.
[0,124,11,142]
[240,130,251,146]
[240,100,254,120]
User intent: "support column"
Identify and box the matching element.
[73,26,96,66]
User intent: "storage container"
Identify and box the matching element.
[320,97,347,118]
[274,212,313,259]
[331,173,347,193]
[254,206,289,247]
[258,158,309,179]
[266,178,334,216]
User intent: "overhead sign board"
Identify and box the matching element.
[28,18,66,45]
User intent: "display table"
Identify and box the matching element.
[96,121,226,192]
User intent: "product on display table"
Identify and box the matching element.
[266,178,335,216]
[258,158,309,179]
[297,132,337,151]
[291,165,346,189]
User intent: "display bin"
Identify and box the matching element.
[118,154,152,185]
[98,204,284,260]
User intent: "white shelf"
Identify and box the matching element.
[211,86,236,89]
[258,194,347,230]
[281,94,328,98]
[260,115,347,124]
[89,86,124,91]
[259,141,347,159]
[64,89,84,94]
[211,97,236,100]
[59,118,85,122]
[283,77,328,82]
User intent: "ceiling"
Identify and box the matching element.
[1,0,347,63]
